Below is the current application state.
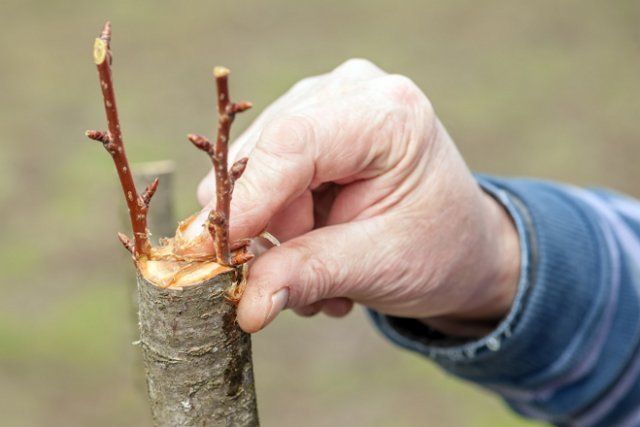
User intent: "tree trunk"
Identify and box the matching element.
[125,161,178,395]
[136,270,259,427]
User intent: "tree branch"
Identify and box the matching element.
[87,22,155,258]
[141,178,159,207]
[188,67,251,265]
[187,134,214,155]
[117,232,135,255]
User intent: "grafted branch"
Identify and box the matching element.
[86,22,156,258]
[188,67,251,265]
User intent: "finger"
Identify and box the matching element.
[329,58,386,83]
[197,169,217,207]
[228,75,325,161]
[321,297,354,317]
[293,301,325,317]
[228,86,401,242]
[266,190,314,242]
[237,218,387,333]
[197,59,386,207]
[197,76,325,207]
[193,73,428,251]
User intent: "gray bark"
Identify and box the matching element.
[136,270,259,427]
[124,161,178,393]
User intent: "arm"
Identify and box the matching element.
[372,178,640,426]
[189,58,640,425]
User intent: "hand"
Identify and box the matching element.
[192,59,521,335]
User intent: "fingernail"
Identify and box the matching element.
[263,287,289,329]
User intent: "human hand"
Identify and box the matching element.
[191,59,520,335]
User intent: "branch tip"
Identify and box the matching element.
[100,21,112,42]
[213,66,230,78]
[141,177,159,206]
[231,251,254,266]
[187,134,213,152]
[231,101,252,114]
[85,129,111,144]
[229,157,249,183]
[117,232,134,254]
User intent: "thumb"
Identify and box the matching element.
[237,218,385,333]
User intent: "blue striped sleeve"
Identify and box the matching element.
[369,176,640,426]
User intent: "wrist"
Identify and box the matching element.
[421,188,521,337]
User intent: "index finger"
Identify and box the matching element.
[228,83,400,241]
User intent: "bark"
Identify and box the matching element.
[133,160,176,245]
[136,271,259,427]
[123,161,178,394]
[88,23,259,426]
[89,22,153,256]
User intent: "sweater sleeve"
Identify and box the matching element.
[369,176,640,427]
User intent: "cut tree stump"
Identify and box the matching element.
[137,271,259,426]
[124,161,177,395]
[87,22,260,426]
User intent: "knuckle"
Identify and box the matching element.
[380,74,430,110]
[241,145,288,198]
[294,302,323,317]
[289,241,337,300]
[290,76,318,93]
[302,257,333,300]
[333,58,378,75]
[259,115,315,158]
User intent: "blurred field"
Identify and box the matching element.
[1,0,639,426]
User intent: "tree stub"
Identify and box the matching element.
[137,270,259,426]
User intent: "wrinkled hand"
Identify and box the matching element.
[193,59,520,335]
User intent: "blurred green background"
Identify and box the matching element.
[1,0,639,426]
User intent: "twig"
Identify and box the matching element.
[117,232,135,255]
[207,210,229,265]
[187,67,251,265]
[86,22,156,258]
[141,178,159,207]
[231,250,254,266]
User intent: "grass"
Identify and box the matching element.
[1,0,639,425]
